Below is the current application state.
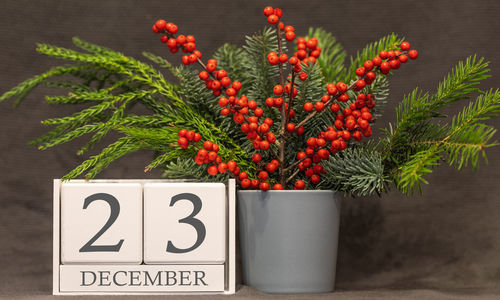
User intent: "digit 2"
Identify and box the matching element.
[79,193,124,252]
[166,193,206,253]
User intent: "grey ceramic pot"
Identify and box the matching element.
[238,190,341,294]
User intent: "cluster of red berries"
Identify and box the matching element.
[153,19,201,65]
[155,6,419,191]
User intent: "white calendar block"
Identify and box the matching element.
[61,182,142,264]
[144,183,226,264]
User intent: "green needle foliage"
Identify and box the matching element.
[1,27,498,196]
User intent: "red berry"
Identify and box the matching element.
[273,183,284,190]
[399,54,409,63]
[206,62,216,73]
[379,51,388,59]
[294,180,305,190]
[389,59,400,69]
[218,163,228,173]
[285,31,296,41]
[152,25,159,33]
[251,179,260,188]
[241,178,251,189]
[336,82,347,93]
[274,8,283,18]
[259,182,270,191]
[287,123,296,132]
[338,93,349,102]
[268,54,279,65]
[364,60,374,71]
[273,84,283,95]
[265,97,274,107]
[177,137,188,149]
[307,137,317,148]
[203,140,213,151]
[400,41,411,51]
[279,53,288,63]
[155,19,166,30]
[380,61,391,74]
[372,56,382,66]
[260,140,270,150]
[181,55,190,65]
[306,38,318,49]
[199,71,209,81]
[314,102,325,111]
[186,35,196,43]
[176,35,186,44]
[408,50,418,59]
[208,165,218,175]
[167,23,178,34]
[299,72,308,81]
[232,81,242,91]
[178,129,187,137]
[311,174,321,184]
[304,102,313,112]
[258,171,269,181]
[326,83,337,95]
[266,163,277,173]
[355,79,366,90]
[268,14,279,24]
[194,133,201,142]
[296,126,305,135]
[288,56,299,65]
[226,88,237,96]
[355,67,366,77]
[263,6,274,16]
[365,71,376,81]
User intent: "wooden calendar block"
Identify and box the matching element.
[60,182,142,264]
[143,183,226,264]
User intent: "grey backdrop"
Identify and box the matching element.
[1,0,500,298]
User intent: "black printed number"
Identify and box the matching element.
[166,193,206,253]
[79,193,124,252]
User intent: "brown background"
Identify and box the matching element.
[1,0,500,298]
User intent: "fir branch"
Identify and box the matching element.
[213,44,250,91]
[344,33,403,82]
[306,27,346,82]
[323,147,389,196]
[142,51,178,75]
[61,137,141,180]
[162,157,229,182]
[38,123,106,150]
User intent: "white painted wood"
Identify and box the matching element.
[53,179,61,295]
[60,182,142,264]
[59,264,225,292]
[144,183,226,264]
[225,179,236,294]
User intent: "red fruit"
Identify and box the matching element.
[274,8,283,18]
[152,24,159,33]
[359,119,369,129]
[326,83,337,95]
[264,117,274,126]
[178,129,187,137]
[279,53,289,63]
[299,72,308,81]
[265,97,274,107]
[186,35,196,43]
[268,54,279,65]
[307,137,317,148]
[311,174,321,184]
[364,60,374,70]
[155,19,166,30]
[400,41,411,51]
[208,151,218,161]
[365,71,376,81]
[176,35,186,44]
[203,140,213,151]
[296,126,305,135]
[355,80,366,90]
[254,107,264,117]
[355,67,366,77]
[252,153,262,163]
[259,182,270,191]
[380,61,391,74]
[294,180,306,190]
[361,112,372,121]
[258,171,269,181]
[273,184,284,190]
[297,151,306,160]
[258,123,270,134]
[263,6,274,16]
[336,82,347,93]
[408,50,418,59]
[241,178,251,189]
[184,42,196,52]
[267,132,276,143]
[211,80,221,90]
[285,31,296,41]
[220,108,230,116]
[304,102,313,112]
[296,49,307,59]
[372,56,382,66]
[306,38,318,49]
[286,123,296,133]
[208,165,218,175]
[232,81,242,91]
[273,97,283,107]
[268,14,279,24]
[387,50,396,60]
[177,137,188,149]
[181,55,190,65]
[314,102,325,111]
[251,179,260,188]
[399,54,409,63]
[227,160,237,172]
[185,130,195,141]
[194,133,202,142]
[288,56,299,65]
[206,62,217,73]
[316,138,326,147]
[194,50,202,58]
[379,50,388,59]
[338,93,349,102]
[266,163,277,173]
[273,85,283,95]
[321,94,331,103]
[260,140,270,150]
[389,59,400,69]
[226,88,237,96]
[334,119,343,129]
[239,172,249,180]
[218,163,228,173]
[199,71,209,81]
[330,103,340,113]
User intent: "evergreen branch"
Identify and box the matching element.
[396,148,442,195]
[162,157,229,182]
[142,51,178,75]
[323,147,389,196]
[41,102,112,125]
[213,44,249,90]
[72,37,125,58]
[307,27,346,82]
[344,33,403,82]
[0,65,92,106]
[61,137,141,180]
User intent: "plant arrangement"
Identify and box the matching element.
[1,6,498,195]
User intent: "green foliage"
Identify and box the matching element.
[306,27,346,82]
[1,26,498,197]
[322,147,389,196]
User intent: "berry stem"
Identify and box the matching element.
[275,23,288,186]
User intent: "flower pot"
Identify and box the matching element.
[237,190,341,294]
